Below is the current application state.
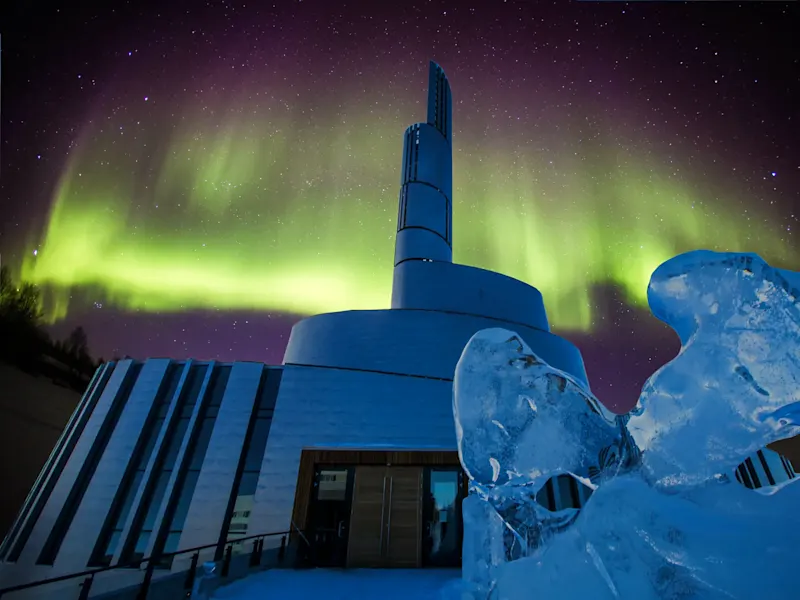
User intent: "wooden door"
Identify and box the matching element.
[346,466,423,568]
[384,466,422,568]
[346,466,387,567]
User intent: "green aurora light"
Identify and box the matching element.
[20,98,795,331]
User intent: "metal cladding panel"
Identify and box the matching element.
[16,361,133,567]
[56,359,171,572]
[394,228,452,264]
[399,183,449,240]
[177,362,264,552]
[419,124,453,198]
[282,309,588,391]
[248,366,454,542]
[391,260,551,332]
[400,125,452,200]
[114,361,196,565]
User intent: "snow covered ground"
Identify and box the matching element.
[211,568,462,600]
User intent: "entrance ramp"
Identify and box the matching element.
[211,568,462,600]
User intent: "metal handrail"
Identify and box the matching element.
[0,528,297,598]
[289,519,311,549]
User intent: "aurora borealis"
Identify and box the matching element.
[2,1,799,410]
[20,110,794,329]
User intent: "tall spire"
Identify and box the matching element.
[393,61,453,268]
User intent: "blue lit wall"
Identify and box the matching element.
[0,359,281,595]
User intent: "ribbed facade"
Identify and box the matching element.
[0,359,281,592]
[734,448,796,490]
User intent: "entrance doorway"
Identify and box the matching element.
[347,466,423,568]
[293,450,466,569]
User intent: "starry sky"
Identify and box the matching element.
[1,1,798,413]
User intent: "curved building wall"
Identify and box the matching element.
[248,306,588,543]
[391,260,551,331]
[0,359,282,595]
[282,308,585,386]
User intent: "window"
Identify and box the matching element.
[36,363,143,565]
[219,368,281,547]
[317,471,348,501]
[88,363,187,566]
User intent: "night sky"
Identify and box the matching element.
[1,1,798,413]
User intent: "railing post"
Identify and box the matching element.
[184,552,199,592]
[0,531,296,600]
[221,545,232,578]
[77,575,93,600]
[137,560,156,600]
[249,539,259,567]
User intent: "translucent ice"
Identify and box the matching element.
[453,328,640,596]
[453,250,800,599]
[454,328,637,491]
[628,250,800,486]
[490,473,800,600]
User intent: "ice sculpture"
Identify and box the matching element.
[628,250,800,486]
[454,328,641,597]
[454,250,800,599]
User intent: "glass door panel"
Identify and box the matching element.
[422,468,463,567]
[308,467,354,567]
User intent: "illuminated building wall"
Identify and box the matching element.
[0,360,281,595]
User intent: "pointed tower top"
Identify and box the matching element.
[426,61,452,145]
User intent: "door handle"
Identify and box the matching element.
[379,476,388,552]
[386,476,394,550]
[337,520,346,538]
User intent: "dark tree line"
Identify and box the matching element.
[0,265,101,389]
